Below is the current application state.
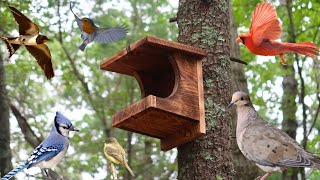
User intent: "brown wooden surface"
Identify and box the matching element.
[100,36,206,151]
[100,36,206,76]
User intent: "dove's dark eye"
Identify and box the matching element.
[240,97,244,100]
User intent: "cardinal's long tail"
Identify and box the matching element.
[282,42,319,58]
[123,162,135,177]
[1,162,28,180]
[1,37,21,58]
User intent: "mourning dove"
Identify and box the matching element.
[229,91,320,180]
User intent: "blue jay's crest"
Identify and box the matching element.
[55,111,73,128]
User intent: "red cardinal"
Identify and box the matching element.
[237,2,319,65]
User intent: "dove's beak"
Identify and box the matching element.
[227,102,235,108]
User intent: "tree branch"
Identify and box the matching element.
[10,104,42,148]
[169,16,177,23]
[306,28,320,138]
[230,57,248,65]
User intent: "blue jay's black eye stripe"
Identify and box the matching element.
[54,117,62,135]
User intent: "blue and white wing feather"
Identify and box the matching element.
[27,144,64,168]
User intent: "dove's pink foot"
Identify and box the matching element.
[260,173,270,180]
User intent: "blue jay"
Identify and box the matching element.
[1,112,79,180]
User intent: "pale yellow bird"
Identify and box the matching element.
[103,137,135,177]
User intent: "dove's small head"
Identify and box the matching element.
[228,91,252,108]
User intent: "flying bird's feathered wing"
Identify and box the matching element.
[94,27,128,43]
[249,2,282,47]
[8,6,39,35]
[25,44,54,79]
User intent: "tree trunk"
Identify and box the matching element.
[0,50,14,178]
[143,138,153,180]
[281,65,298,180]
[177,0,234,179]
[229,2,260,179]
[281,0,299,179]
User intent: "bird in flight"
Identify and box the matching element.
[236,2,319,65]
[1,6,54,79]
[70,2,128,51]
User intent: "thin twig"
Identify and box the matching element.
[307,57,320,137]
[230,57,248,65]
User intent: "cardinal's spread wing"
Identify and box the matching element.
[25,44,54,79]
[8,6,39,35]
[249,2,282,46]
[94,27,127,43]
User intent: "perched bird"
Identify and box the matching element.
[103,137,135,177]
[229,91,320,180]
[70,3,127,51]
[1,112,79,180]
[1,6,54,79]
[236,2,319,65]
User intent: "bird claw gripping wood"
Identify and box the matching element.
[280,53,288,65]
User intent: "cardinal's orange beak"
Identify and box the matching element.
[236,37,242,43]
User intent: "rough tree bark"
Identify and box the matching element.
[229,2,260,179]
[0,50,14,177]
[177,0,234,179]
[281,1,299,179]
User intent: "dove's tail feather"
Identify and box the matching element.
[1,37,21,58]
[79,42,87,51]
[310,154,320,169]
[124,162,135,177]
[2,162,28,180]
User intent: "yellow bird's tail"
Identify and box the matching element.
[124,161,135,177]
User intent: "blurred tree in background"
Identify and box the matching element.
[0,0,319,179]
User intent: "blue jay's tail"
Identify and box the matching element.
[1,162,28,180]
[79,42,87,51]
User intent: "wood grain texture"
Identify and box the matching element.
[100,36,206,151]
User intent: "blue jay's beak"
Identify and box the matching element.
[227,102,235,108]
[70,126,79,131]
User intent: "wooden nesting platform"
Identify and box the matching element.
[100,36,206,151]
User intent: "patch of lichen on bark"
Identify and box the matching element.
[177,0,235,179]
